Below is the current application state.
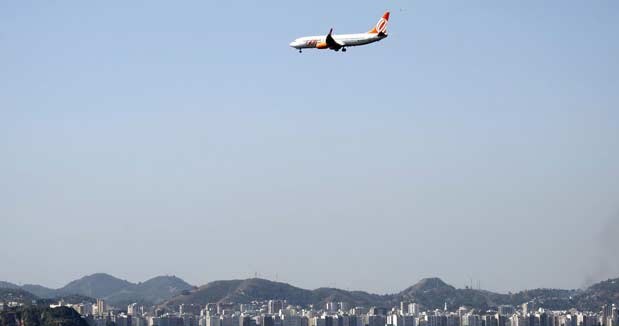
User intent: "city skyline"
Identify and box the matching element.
[3,294,619,326]
[2,276,619,326]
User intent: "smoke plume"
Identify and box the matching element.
[583,212,619,288]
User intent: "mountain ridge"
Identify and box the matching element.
[2,274,619,311]
[58,273,134,298]
[160,277,618,311]
[0,281,20,290]
[0,274,193,307]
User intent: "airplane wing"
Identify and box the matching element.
[325,28,344,50]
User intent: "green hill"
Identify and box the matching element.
[1,274,192,307]
[0,282,20,290]
[0,306,89,326]
[21,285,57,299]
[58,273,133,299]
[105,275,193,306]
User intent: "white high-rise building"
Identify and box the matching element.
[510,314,524,326]
[269,301,285,315]
[128,303,139,316]
[95,299,106,316]
[388,313,416,326]
[388,313,402,326]
[408,304,420,316]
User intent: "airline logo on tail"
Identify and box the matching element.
[369,11,390,34]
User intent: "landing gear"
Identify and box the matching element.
[342,47,347,52]
[299,49,302,53]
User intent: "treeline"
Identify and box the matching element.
[0,306,89,326]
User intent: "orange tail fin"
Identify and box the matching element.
[368,11,390,34]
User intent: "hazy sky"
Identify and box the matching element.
[1,1,618,294]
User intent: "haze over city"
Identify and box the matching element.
[1,0,618,294]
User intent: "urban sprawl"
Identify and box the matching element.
[3,298,618,326]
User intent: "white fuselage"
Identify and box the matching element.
[289,33,386,49]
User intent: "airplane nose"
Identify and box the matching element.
[289,41,297,48]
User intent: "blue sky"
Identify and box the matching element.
[1,1,618,293]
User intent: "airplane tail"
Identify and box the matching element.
[368,11,390,34]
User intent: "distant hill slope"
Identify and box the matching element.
[21,284,57,299]
[56,274,193,306]
[160,278,439,309]
[0,288,95,306]
[160,278,386,309]
[105,276,193,307]
[0,281,20,290]
[160,279,311,308]
[397,277,459,308]
[0,288,38,303]
[58,273,134,298]
[311,287,388,307]
[393,278,579,310]
[0,274,193,307]
[573,278,619,311]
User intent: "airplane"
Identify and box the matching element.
[289,11,390,53]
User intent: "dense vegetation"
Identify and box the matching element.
[0,307,88,326]
[0,288,38,303]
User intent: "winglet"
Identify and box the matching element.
[368,11,390,34]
